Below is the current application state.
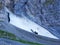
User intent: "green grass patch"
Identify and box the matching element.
[0,30,43,45]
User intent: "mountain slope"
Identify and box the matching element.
[5,7,58,39]
[10,0,60,38]
[5,0,60,39]
[0,0,60,45]
[0,7,58,45]
[0,21,60,45]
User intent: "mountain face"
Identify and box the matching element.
[5,0,60,38]
[0,0,60,45]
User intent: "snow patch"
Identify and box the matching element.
[5,7,59,39]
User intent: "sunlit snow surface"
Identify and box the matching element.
[5,7,59,39]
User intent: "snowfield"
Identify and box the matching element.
[5,7,59,39]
